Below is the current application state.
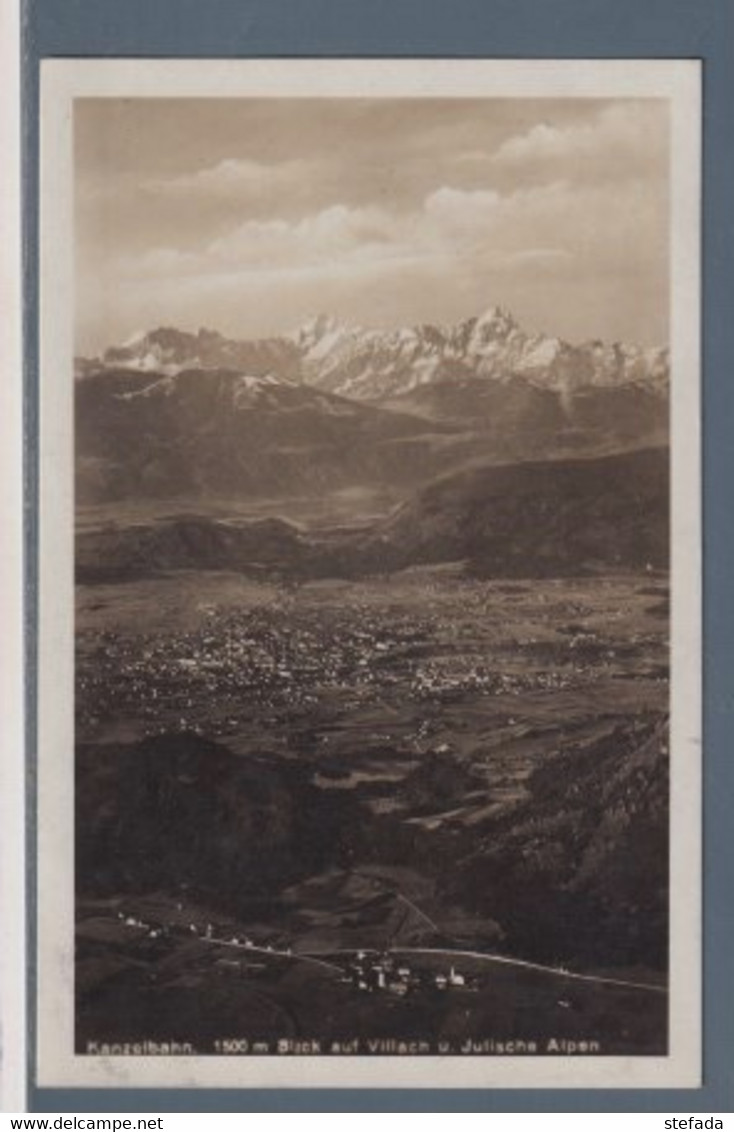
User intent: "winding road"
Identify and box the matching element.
[299,945,667,995]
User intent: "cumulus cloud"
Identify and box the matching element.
[141,156,319,200]
[420,178,664,269]
[492,102,668,179]
[207,203,404,269]
[111,166,666,293]
[76,97,672,352]
[116,246,201,276]
[422,186,502,240]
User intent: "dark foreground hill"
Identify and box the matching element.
[362,446,668,576]
[76,733,357,907]
[446,717,669,970]
[76,714,668,972]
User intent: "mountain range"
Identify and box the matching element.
[78,306,669,402]
[75,367,464,502]
[296,307,668,401]
[75,306,669,505]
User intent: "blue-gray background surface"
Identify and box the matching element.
[22,0,734,1113]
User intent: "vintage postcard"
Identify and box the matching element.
[36,58,701,1090]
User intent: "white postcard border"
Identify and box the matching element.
[37,57,701,1090]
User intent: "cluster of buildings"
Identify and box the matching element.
[345,952,472,997]
[111,908,480,999]
[115,909,286,955]
[77,598,445,737]
[77,577,660,740]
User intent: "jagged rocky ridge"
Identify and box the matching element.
[77,305,669,402]
[295,307,669,401]
[92,326,302,382]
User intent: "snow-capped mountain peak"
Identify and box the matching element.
[470,304,519,341]
[86,306,669,403]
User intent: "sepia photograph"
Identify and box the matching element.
[36,59,702,1090]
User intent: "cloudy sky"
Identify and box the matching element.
[74,97,669,354]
